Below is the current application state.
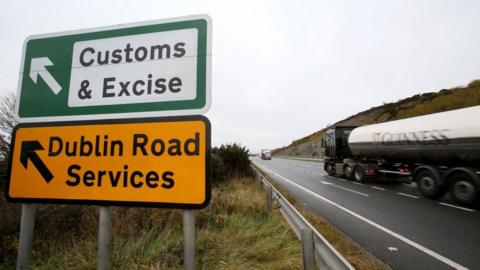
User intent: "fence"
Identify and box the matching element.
[252,165,354,270]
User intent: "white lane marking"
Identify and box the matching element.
[336,178,348,182]
[321,181,370,197]
[388,247,399,252]
[352,182,364,186]
[372,186,386,191]
[398,193,420,199]
[272,172,469,270]
[439,202,476,212]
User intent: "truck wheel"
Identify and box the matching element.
[449,172,478,206]
[344,166,353,180]
[416,170,445,199]
[326,165,335,176]
[354,166,365,183]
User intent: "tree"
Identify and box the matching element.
[0,92,16,182]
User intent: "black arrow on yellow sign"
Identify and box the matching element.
[20,140,54,183]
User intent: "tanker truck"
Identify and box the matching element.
[322,105,480,206]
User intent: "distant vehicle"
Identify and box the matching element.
[322,106,480,206]
[261,149,272,160]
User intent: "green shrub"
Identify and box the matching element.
[212,143,251,182]
[211,152,225,182]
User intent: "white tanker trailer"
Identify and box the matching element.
[323,105,480,206]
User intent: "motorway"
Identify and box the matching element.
[252,157,480,270]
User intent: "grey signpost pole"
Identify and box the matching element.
[97,206,112,270]
[17,204,37,270]
[183,210,196,270]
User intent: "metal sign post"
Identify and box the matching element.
[16,204,37,270]
[183,210,195,270]
[97,206,112,270]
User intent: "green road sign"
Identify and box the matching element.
[15,15,211,122]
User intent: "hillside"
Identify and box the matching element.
[273,79,480,157]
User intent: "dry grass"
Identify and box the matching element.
[395,86,480,120]
[1,178,302,270]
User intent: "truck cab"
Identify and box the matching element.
[323,126,394,182]
[323,126,357,176]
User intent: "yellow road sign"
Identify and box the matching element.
[6,116,211,208]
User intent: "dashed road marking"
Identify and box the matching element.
[398,193,420,199]
[352,182,364,186]
[439,202,476,212]
[372,186,386,191]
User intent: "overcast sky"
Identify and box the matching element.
[1,0,480,153]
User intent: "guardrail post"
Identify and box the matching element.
[266,186,273,212]
[258,174,263,188]
[17,204,37,270]
[97,206,112,270]
[301,228,315,270]
[183,210,195,270]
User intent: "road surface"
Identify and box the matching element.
[252,157,480,270]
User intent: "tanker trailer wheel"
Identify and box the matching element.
[449,172,478,206]
[344,166,354,180]
[353,166,365,183]
[416,170,445,199]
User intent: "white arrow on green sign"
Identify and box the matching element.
[15,14,211,122]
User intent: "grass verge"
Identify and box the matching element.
[1,177,301,269]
